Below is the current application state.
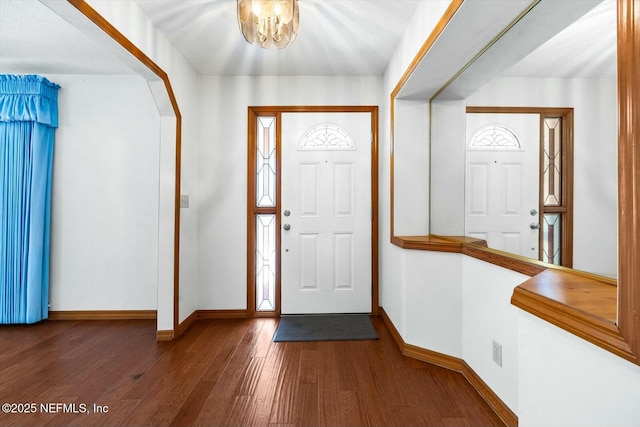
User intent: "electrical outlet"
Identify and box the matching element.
[492,340,502,367]
[180,194,189,209]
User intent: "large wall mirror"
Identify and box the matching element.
[432,0,617,279]
[393,0,616,278]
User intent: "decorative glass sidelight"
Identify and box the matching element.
[253,114,278,312]
[256,116,276,207]
[541,117,563,265]
[256,214,276,311]
[542,213,561,265]
[543,118,562,206]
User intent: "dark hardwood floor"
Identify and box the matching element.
[0,316,505,426]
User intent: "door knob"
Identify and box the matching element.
[283,210,291,217]
[283,224,291,231]
[530,222,540,230]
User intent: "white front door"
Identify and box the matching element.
[465,113,540,259]
[281,112,371,314]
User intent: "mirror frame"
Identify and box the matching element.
[390,0,640,364]
[616,0,639,363]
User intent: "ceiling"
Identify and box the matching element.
[133,0,422,76]
[0,0,616,79]
[0,0,422,76]
[0,0,136,75]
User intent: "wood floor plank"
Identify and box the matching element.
[110,334,211,425]
[268,343,302,425]
[42,322,157,427]
[0,321,118,398]
[338,390,368,427]
[140,404,178,427]
[167,380,215,427]
[191,320,266,426]
[442,417,473,427]
[317,341,341,393]
[351,363,391,426]
[338,341,368,392]
[0,317,506,427]
[252,318,279,358]
[219,394,254,426]
[199,319,254,383]
[298,349,318,385]
[235,356,266,397]
[293,382,318,427]
[383,406,431,427]
[133,322,235,426]
[360,342,409,407]
[0,321,77,366]
[318,389,342,427]
[243,338,287,427]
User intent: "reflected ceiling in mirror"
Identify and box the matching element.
[502,0,616,79]
[434,0,608,100]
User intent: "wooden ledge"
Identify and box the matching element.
[391,233,629,363]
[513,269,617,322]
[512,270,636,364]
[391,234,547,275]
[391,235,463,252]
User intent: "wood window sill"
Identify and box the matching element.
[391,235,635,363]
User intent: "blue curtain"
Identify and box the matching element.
[0,75,60,324]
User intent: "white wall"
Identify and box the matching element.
[405,250,463,358]
[49,74,159,311]
[518,311,640,427]
[197,75,382,310]
[466,76,618,277]
[87,0,201,328]
[462,256,527,414]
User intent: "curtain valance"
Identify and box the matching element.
[0,75,60,127]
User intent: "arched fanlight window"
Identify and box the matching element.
[299,123,355,151]
[468,124,521,150]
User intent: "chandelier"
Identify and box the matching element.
[237,0,299,49]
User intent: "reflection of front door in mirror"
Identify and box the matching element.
[281,113,372,314]
[465,113,540,259]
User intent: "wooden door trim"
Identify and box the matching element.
[247,106,379,317]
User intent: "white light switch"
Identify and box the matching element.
[180,194,189,209]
